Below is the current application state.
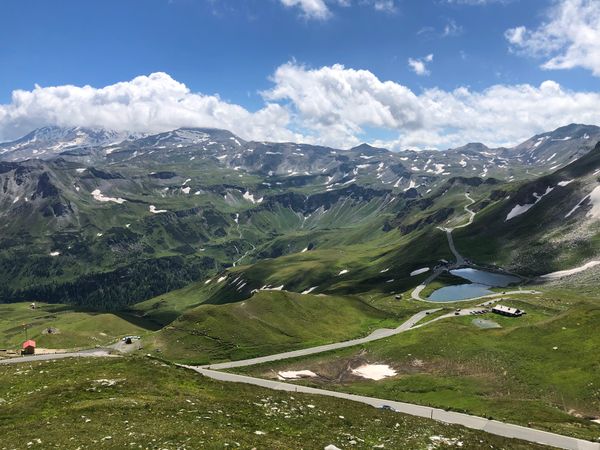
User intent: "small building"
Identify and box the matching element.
[492,304,525,317]
[21,340,36,355]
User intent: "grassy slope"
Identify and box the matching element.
[144,290,400,364]
[237,290,600,441]
[0,303,153,351]
[130,224,454,324]
[454,144,600,274]
[0,357,545,450]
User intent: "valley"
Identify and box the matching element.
[1,124,600,449]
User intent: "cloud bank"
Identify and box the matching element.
[0,73,299,144]
[1,65,599,150]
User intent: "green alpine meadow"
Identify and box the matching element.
[2,1,600,448]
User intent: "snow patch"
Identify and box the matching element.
[243,191,263,204]
[410,267,430,276]
[277,370,317,380]
[262,285,284,291]
[91,189,126,204]
[351,364,397,381]
[149,205,168,214]
[338,269,349,276]
[301,286,318,295]
[566,186,600,219]
[505,187,554,221]
[403,180,417,192]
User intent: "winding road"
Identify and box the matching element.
[203,308,440,370]
[2,314,598,449]
[410,193,532,303]
[189,368,599,450]
[181,305,599,450]
[2,191,595,449]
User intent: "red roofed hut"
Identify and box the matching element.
[21,340,36,355]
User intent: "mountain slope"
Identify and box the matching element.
[455,141,600,274]
[0,126,141,161]
[1,124,599,309]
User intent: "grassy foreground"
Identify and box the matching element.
[0,357,544,449]
[237,290,600,441]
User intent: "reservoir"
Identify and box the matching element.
[427,268,521,302]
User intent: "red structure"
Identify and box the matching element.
[21,340,36,355]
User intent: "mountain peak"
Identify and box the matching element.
[0,126,137,161]
[453,142,490,153]
[350,143,388,153]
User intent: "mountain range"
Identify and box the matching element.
[0,123,599,310]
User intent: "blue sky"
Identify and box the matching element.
[1,0,599,149]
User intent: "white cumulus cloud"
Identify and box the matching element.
[279,0,332,20]
[278,0,396,20]
[1,65,600,151]
[408,54,434,76]
[0,72,299,143]
[506,0,600,76]
[263,63,600,149]
[263,62,423,147]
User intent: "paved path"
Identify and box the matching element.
[204,308,440,370]
[1,325,596,448]
[445,229,465,265]
[186,367,599,450]
[411,193,535,303]
[411,268,446,301]
[411,193,476,300]
[439,192,476,266]
[0,350,114,365]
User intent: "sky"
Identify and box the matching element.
[0,0,599,150]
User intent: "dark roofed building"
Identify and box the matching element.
[492,305,525,317]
